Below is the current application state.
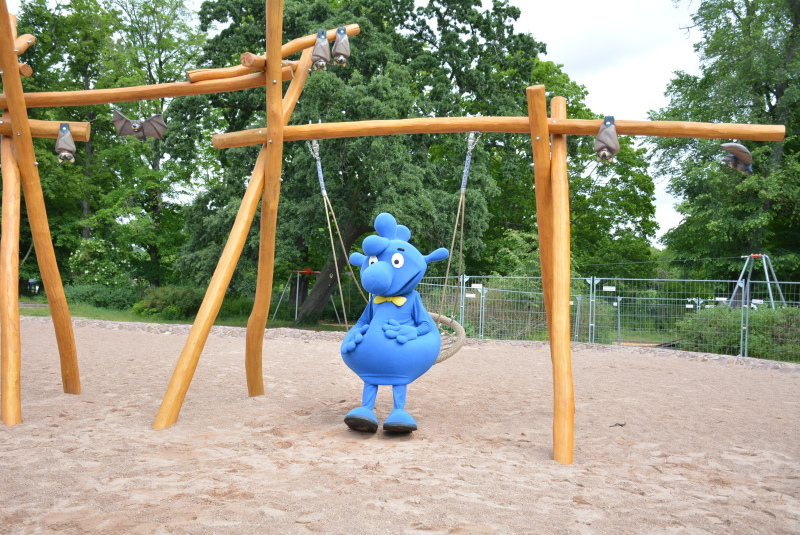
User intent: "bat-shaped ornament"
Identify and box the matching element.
[721,142,753,175]
[55,123,76,164]
[332,26,350,66]
[112,110,167,141]
[594,116,620,161]
[312,29,331,71]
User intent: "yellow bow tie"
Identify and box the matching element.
[374,295,407,306]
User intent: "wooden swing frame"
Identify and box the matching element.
[0,0,784,464]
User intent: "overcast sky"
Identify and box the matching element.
[509,0,703,244]
[5,0,702,244]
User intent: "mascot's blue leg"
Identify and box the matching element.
[344,383,379,433]
[383,384,418,433]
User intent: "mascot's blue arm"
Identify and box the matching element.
[411,292,434,337]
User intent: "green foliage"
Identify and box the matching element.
[183,0,658,318]
[218,296,255,319]
[132,286,206,319]
[649,0,800,280]
[676,306,800,362]
[67,237,134,286]
[13,0,207,287]
[65,283,144,310]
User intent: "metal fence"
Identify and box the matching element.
[417,275,800,362]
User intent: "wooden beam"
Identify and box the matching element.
[0,0,80,395]
[281,23,360,59]
[242,54,301,71]
[245,0,285,398]
[153,146,270,430]
[17,63,31,77]
[0,118,91,141]
[240,52,266,70]
[548,95,575,465]
[186,24,360,83]
[0,68,292,109]
[213,116,786,148]
[186,65,262,83]
[13,33,34,55]
[281,47,312,122]
[0,133,22,426]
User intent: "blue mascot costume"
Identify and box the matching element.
[341,212,449,433]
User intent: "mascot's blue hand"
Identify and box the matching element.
[382,320,418,344]
[342,323,369,353]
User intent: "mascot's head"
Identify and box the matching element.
[350,213,449,297]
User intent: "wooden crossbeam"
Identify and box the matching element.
[0,69,293,109]
[212,116,786,149]
[0,118,90,140]
[186,24,360,83]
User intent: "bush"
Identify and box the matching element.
[218,296,254,319]
[132,286,206,319]
[67,238,133,287]
[66,284,144,310]
[676,306,800,362]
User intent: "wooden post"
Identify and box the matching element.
[548,96,575,465]
[153,146,270,430]
[281,47,312,120]
[0,1,80,395]
[1,133,22,425]
[527,86,574,464]
[244,0,285,397]
[527,86,554,325]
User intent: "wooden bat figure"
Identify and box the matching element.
[311,29,331,71]
[332,26,350,66]
[112,110,167,141]
[721,142,753,175]
[594,116,620,161]
[55,123,76,164]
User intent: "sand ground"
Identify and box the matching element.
[1,317,799,534]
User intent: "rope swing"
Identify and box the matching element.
[309,133,481,363]
[434,131,480,363]
[306,139,369,328]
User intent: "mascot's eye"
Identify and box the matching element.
[391,253,404,268]
[368,256,378,265]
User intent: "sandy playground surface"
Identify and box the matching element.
[1,317,799,534]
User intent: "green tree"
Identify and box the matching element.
[103,0,206,285]
[649,0,800,280]
[15,0,121,283]
[181,0,658,321]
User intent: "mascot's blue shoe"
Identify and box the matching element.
[344,407,379,433]
[383,409,418,433]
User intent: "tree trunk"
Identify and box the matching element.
[294,219,370,324]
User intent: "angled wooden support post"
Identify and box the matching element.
[0,2,80,398]
[1,133,22,425]
[244,0,286,397]
[526,85,574,464]
[154,146,270,429]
